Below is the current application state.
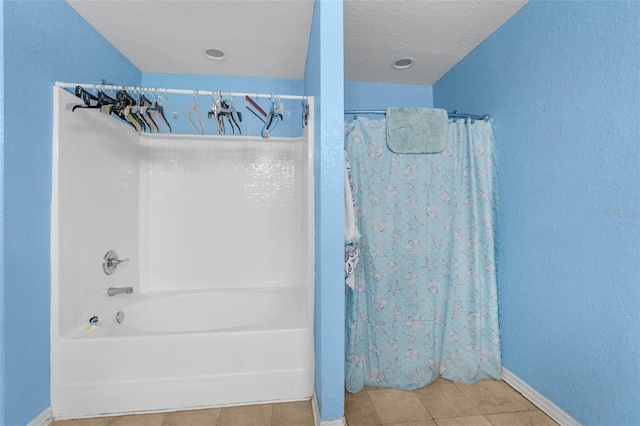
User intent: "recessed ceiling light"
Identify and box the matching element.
[392,57,414,70]
[203,48,227,60]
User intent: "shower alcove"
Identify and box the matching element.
[50,87,315,419]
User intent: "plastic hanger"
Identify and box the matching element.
[261,94,284,138]
[130,88,150,132]
[208,92,243,135]
[208,92,225,135]
[302,98,309,129]
[150,89,172,134]
[187,90,205,135]
[72,86,99,111]
[138,92,158,133]
[124,105,142,133]
[116,90,143,132]
[226,93,242,134]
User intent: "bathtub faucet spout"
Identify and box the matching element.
[108,286,133,297]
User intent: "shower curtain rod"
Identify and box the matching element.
[344,109,490,121]
[55,81,308,101]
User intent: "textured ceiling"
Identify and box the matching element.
[345,0,528,84]
[67,0,315,79]
[67,0,528,85]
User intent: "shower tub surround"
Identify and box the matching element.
[51,87,314,419]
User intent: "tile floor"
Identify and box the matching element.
[345,379,559,426]
[51,400,315,426]
[51,379,559,426]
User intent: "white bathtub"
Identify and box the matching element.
[51,287,313,419]
[52,89,315,420]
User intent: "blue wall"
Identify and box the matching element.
[434,2,640,424]
[2,1,141,423]
[344,81,432,113]
[141,73,304,137]
[0,0,5,421]
[304,0,345,421]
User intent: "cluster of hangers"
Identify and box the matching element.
[187,90,285,137]
[72,86,290,138]
[73,86,172,134]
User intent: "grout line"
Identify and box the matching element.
[411,387,436,420]
[353,379,554,426]
[363,388,384,426]
[452,379,538,417]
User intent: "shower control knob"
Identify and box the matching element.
[103,250,129,275]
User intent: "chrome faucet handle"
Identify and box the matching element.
[110,257,129,266]
[103,250,129,275]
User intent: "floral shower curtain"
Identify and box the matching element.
[345,117,501,393]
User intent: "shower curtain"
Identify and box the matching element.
[345,117,501,392]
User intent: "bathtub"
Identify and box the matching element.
[52,88,315,420]
[119,289,294,334]
[51,287,313,419]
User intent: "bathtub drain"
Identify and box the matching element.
[115,311,125,324]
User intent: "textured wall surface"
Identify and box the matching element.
[434,2,640,424]
[0,1,5,421]
[2,1,140,424]
[304,0,345,421]
[344,81,433,114]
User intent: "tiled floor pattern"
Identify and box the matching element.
[345,379,559,426]
[52,379,558,426]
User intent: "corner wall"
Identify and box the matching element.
[304,0,345,421]
[2,1,140,424]
[434,2,640,424]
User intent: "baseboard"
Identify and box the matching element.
[321,419,347,426]
[41,371,572,426]
[312,392,321,426]
[28,406,53,426]
[502,368,582,426]
[312,392,347,426]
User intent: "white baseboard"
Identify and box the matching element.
[37,371,573,426]
[502,368,581,426]
[47,396,343,426]
[321,419,347,426]
[312,392,347,426]
[28,406,53,426]
[47,391,342,426]
[312,392,321,426]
